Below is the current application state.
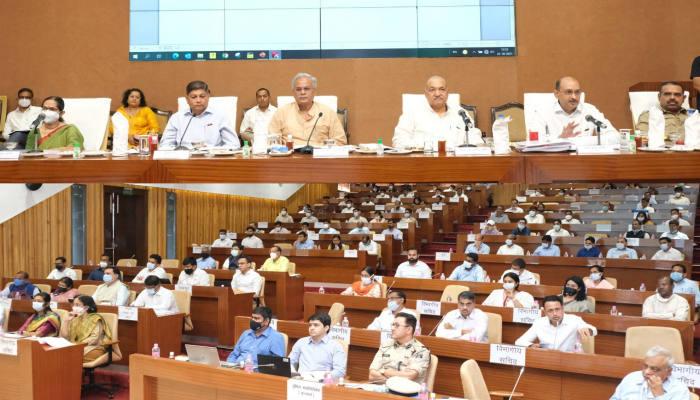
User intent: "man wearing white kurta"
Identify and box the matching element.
[642,277,690,321]
[239,88,277,144]
[394,249,432,279]
[436,291,488,342]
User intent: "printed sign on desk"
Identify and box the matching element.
[374,205,385,211]
[118,306,139,321]
[373,234,385,242]
[330,326,351,346]
[0,337,18,356]
[418,211,430,219]
[287,379,323,400]
[490,344,526,366]
[258,221,269,229]
[435,252,451,261]
[512,307,541,324]
[397,222,409,229]
[344,250,358,258]
[672,364,700,388]
[416,300,441,316]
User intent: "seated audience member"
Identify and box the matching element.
[524,206,545,224]
[341,203,355,213]
[637,198,656,214]
[1,271,40,299]
[270,221,291,234]
[369,211,385,223]
[132,276,179,313]
[497,234,525,256]
[489,206,510,224]
[448,252,488,282]
[241,226,264,249]
[651,237,684,261]
[47,256,77,280]
[341,267,381,297]
[533,235,561,256]
[159,80,239,148]
[239,88,277,144]
[576,236,601,258]
[92,266,130,306]
[328,235,349,251]
[299,204,313,214]
[636,82,689,140]
[645,276,691,322]
[26,96,84,150]
[562,210,581,224]
[358,234,378,255]
[626,219,651,239]
[18,292,60,337]
[348,221,371,235]
[515,295,597,351]
[259,246,290,272]
[480,220,502,235]
[288,312,347,379]
[436,291,488,342]
[274,208,294,223]
[60,296,112,362]
[511,219,531,236]
[362,199,376,207]
[465,234,490,255]
[598,201,615,213]
[670,264,700,309]
[2,87,42,147]
[661,220,689,240]
[132,254,167,283]
[227,306,285,364]
[498,258,538,285]
[389,204,406,214]
[667,186,691,206]
[296,222,315,235]
[230,257,262,299]
[394,249,432,279]
[177,257,210,288]
[87,254,111,281]
[268,73,347,147]
[196,251,217,270]
[505,199,524,213]
[222,244,244,269]
[606,237,638,259]
[111,88,159,147]
[51,277,79,303]
[368,312,431,384]
[368,290,419,331]
[545,219,571,237]
[392,76,483,150]
[611,346,689,400]
[562,276,592,313]
[583,265,615,289]
[212,229,234,247]
[484,272,535,308]
[318,223,339,234]
[381,220,403,241]
[635,211,655,227]
[300,211,318,224]
[666,208,691,227]
[294,232,315,250]
[400,209,419,227]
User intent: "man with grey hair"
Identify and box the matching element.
[393,75,483,150]
[610,345,689,399]
[268,72,346,148]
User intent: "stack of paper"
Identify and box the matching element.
[512,141,573,153]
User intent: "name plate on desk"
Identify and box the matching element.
[418,211,430,219]
[490,344,526,366]
[417,300,441,316]
[397,222,409,229]
[226,232,237,240]
[588,189,601,195]
[329,326,351,345]
[0,337,18,356]
[467,234,476,242]
[50,301,58,310]
[372,234,385,241]
[431,204,443,211]
[258,221,269,229]
[0,298,12,309]
[192,246,202,254]
[673,364,700,388]
[454,146,492,156]
[118,306,139,321]
[626,238,640,247]
[344,249,358,258]
[449,197,459,203]
[595,224,611,232]
[576,145,619,155]
[314,222,325,229]
[512,307,541,324]
[153,150,190,160]
[287,379,323,400]
[516,196,527,202]
[374,205,385,211]
[0,151,21,160]
[313,146,349,158]
[309,233,320,241]
[435,252,451,261]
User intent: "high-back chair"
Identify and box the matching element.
[426,354,439,392]
[625,326,685,362]
[440,285,471,303]
[460,359,523,400]
[77,284,98,297]
[328,302,345,326]
[485,312,503,344]
[491,102,525,142]
[172,289,193,331]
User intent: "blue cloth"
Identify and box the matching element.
[288,335,347,378]
[465,243,490,255]
[295,239,315,250]
[5,282,38,299]
[576,246,601,258]
[533,244,560,257]
[226,326,286,364]
[511,227,531,236]
[673,278,700,307]
[196,256,217,270]
[606,247,638,259]
[87,268,105,281]
[448,263,487,282]
[160,107,240,148]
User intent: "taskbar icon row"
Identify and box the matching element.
[129,50,282,61]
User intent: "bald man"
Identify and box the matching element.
[527,76,617,143]
[393,76,483,150]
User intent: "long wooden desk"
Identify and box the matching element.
[302,293,695,359]
[0,339,84,400]
[4,152,700,183]
[232,316,643,400]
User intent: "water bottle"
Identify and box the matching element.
[72,142,81,159]
[439,273,445,280]
[418,383,429,400]
[323,370,334,386]
[242,140,251,158]
[14,291,21,300]
[610,305,618,316]
[628,132,637,153]
[423,136,433,154]
[341,316,349,328]
[169,352,175,359]
[376,139,384,156]
[151,343,160,358]
[574,341,583,353]
[244,354,254,373]
[318,286,325,294]
[639,283,646,291]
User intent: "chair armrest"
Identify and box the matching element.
[490,391,523,399]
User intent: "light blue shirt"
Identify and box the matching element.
[348,227,370,235]
[610,370,689,400]
[381,228,403,241]
[465,243,490,255]
[606,247,638,259]
[288,335,347,378]
[160,107,240,149]
[673,278,700,307]
[196,256,216,270]
[319,228,339,234]
[295,239,315,250]
[533,244,560,257]
[226,326,286,364]
[448,263,487,282]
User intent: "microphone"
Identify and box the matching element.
[26,113,46,153]
[175,114,195,150]
[507,366,526,400]
[585,115,607,129]
[457,109,475,147]
[427,313,448,336]
[298,112,323,154]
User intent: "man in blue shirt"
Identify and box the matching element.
[448,252,487,282]
[576,236,601,258]
[196,252,217,269]
[294,232,315,250]
[465,234,490,255]
[606,237,638,259]
[288,312,347,379]
[670,264,700,311]
[532,235,560,257]
[511,219,531,236]
[227,306,286,364]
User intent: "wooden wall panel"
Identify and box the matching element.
[85,183,104,264]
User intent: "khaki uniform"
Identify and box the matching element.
[369,338,431,383]
[636,109,688,140]
[268,101,346,147]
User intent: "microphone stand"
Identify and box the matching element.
[458,112,475,147]
[298,112,323,154]
[174,115,195,151]
[596,124,601,146]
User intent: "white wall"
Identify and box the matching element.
[0,184,71,224]
[142,184,304,200]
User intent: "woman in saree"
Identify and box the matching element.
[25,96,84,151]
[60,295,111,362]
[18,292,60,337]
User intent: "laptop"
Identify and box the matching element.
[185,344,221,367]
[257,354,293,377]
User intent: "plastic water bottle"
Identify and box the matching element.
[610,305,618,316]
[169,351,175,359]
[439,273,445,280]
[574,341,583,353]
[242,140,251,158]
[341,316,349,328]
[72,142,81,159]
[244,354,254,373]
[418,383,429,400]
[423,136,433,154]
[318,286,325,294]
[151,343,160,358]
[639,283,646,291]
[376,139,384,156]
[628,132,637,153]
[323,371,334,386]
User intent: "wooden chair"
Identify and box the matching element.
[77,284,98,297]
[35,284,51,294]
[280,332,289,354]
[461,103,479,127]
[2,305,9,331]
[328,302,345,326]
[530,272,541,284]
[586,295,596,313]
[163,273,174,284]
[426,354,439,392]
[116,258,137,267]
[440,285,471,303]
[207,273,216,287]
[257,276,266,307]
[485,312,503,344]
[379,282,388,298]
[581,334,595,354]
[460,359,523,400]
[128,290,137,305]
[491,102,525,142]
[172,290,193,331]
[161,259,179,269]
[150,107,173,134]
[275,243,293,250]
[71,268,83,280]
[625,326,685,362]
[287,262,296,275]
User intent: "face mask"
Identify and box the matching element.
[270,252,278,259]
[72,306,84,315]
[220,234,226,239]
[528,211,536,217]
[565,215,572,220]
[55,264,65,271]
[670,272,684,282]
[103,274,113,283]
[602,206,609,212]
[517,223,525,230]
[637,217,645,222]
[660,243,669,251]
[387,300,400,312]
[231,249,240,256]
[184,268,194,275]
[42,110,60,124]
[99,261,108,268]
[466,186,472,191]
[503,282,516,291]
[554,225,562,232]
[404,213,411,218]
[55,286,67,293]
[147,262,156,271]
[616,243,625,250]
[361,277,372,286]
[543,243,550,248]
[147,288,157,296]
[563,287,578,296]
[249,320,262,331]
[281,211,287,216]
[32,302,44,312]
[464,262,474,270]
[353,212,360,217]
[671,214,679,220]
[407,258,417,264]
[18,98,31,108]
[506,239,513,246]
[675,193,682,198]
[13,278,25,287]
[584,244,592,250]
[590,272,602,282]
[305,213,312,217]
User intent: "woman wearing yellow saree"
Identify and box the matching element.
[18,292,60,337]
[60,295,111,362]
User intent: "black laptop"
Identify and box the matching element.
[257,355,293,377]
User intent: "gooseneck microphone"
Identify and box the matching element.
[458,109,475,147]
[175,112,195,150]
[299,112,323,154]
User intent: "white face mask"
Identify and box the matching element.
[503,282,516,291]
[553,225,561,231]
[42,110,60,124]
[353,212,360,217]
[270,252,278,259]
[528,211,536,217]
[72,306,84,315]
[671,214,679,220]
[147,288,157,296]
[281,210,287,215]
[404,213,411,218]
[231,249,239,256]
[590,272,602,282]
[517,223,525,229]
[220,234,226,239]
[675,193,682,198]
[32,301,44,312]
[387,300,400,312]
[147,262,156,271]
[18,98,31,108]
[361,277,372,286]
[565,215,572,220]
[505,239,513,246]
[660,243,669,251]
[616,243,625,250]
[99,261,108,268]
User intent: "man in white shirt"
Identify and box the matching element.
[348,221,371,235]
[505,199,523,214]
[642,277,690,321]
[367,290,420,332]
[274,208,294,223]
[230,256,262,299]
[611,346,690,400]
[131,275,179,314]
[606,237,638,259]
[489,206,510,224]
[436,291,488,342]
[496,234,525,256]
[241,226,264,249]
[46,256,77,280]
[524,206,545,224]
[358,235,379,255]
[177,257,210,288]
[393,75,483,150]
[527,76,617,144]
[515,295,597,351]
[381,220,403,241]
[212,229,234,247]
[562,210,582,224]
[3,87,42,145]
[239,88,277,144]
[667,186,691,206]
[269,221,291,234]
[394,249,432,279]
[92,266,130,306]
[545,219,571,237]
[652,237,684,261]
[348,209,369,225]
[661,220,690,240]
[300,211,318,224]
[665,208,691,227]
[132,254,167,283]
[465,234,490,255]
[318,223,339,234]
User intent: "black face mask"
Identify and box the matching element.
[55,286,68,293]
[249,320,262,331]
[55,264,64,271]
[563,287,578,296]
[184,269,194,275]
[200,253,210,259]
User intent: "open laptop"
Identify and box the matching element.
[185,344,221,367]
[257,354,293,377]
